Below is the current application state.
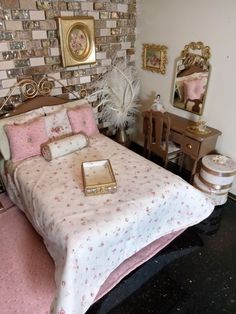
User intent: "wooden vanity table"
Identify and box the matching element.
[143,111,222,178]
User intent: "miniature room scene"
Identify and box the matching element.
[0,1,235,314]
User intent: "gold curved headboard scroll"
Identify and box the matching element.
[0,76,83,116]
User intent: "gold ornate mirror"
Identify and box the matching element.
[172,41,211,116]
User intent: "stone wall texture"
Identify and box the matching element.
[0,0,136,105]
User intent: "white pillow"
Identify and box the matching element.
[42,104,64,115]
[43,108,72,140]
[0,108,45,160]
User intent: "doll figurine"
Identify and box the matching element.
[151,94,166,112]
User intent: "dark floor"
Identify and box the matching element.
[87,144,236,314]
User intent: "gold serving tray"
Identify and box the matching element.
[186,125,212,135]
[81,159,117,196]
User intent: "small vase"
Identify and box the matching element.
[115,126,130,147]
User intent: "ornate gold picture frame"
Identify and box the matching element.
[142,44,168,74]
[58,16,96,67]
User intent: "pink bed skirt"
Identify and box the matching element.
[95,228,183,302]
[0,193,184,313]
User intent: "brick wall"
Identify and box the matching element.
[0,0,136,105]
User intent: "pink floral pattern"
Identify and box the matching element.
[41,133,89,161]
[11,134,214,314]
[69,28,87,56]
[44,108,72,140]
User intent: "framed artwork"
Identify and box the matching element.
[142,44,168,74]
[58,16,96,67]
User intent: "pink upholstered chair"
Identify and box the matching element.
[147,111,183,170]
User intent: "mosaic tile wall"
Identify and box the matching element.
[0,0,136,106]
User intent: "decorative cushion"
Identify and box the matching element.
[175,72,208,103]
[42,104,64,115]
[67,105,99,137]
[183,78,205,103]
[44,108,72,140]
[0,108,44,160]
[4,118,48,162]
[41,133,89,161]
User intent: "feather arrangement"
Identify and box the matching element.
[89,61,141,129]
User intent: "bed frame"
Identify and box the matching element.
[0,80,202,313]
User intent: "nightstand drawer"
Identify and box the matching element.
[182,137,200,157]
[170,130,182,145]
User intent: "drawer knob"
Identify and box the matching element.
[186,143,192,149]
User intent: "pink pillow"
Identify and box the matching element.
[67,105,99,136]
[4,118,48,162]
[183,78,205,103]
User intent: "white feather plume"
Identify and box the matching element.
[90,61,141,129]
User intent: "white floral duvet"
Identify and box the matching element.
[10,134,214,314]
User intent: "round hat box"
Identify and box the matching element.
[193,173,228,206]
[200,155,236,190]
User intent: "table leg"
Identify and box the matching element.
[190,159,198,183]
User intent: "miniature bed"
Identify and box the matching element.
[0,93,215,314]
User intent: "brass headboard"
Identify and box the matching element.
[0,76,87,118]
